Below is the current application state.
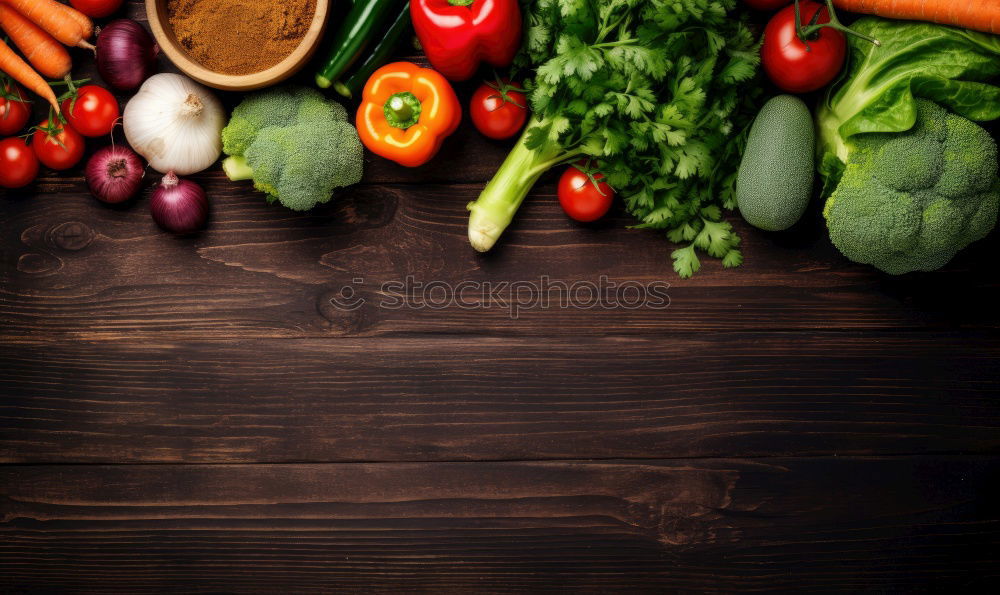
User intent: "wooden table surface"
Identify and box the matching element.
[3,3,1000,592]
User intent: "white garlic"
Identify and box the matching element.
[123,73,225,175]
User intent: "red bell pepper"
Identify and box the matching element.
[411,0,522,81]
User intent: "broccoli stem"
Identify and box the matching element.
[467,121,579,252]
[222,156,254,181]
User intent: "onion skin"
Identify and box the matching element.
[96,20,159,92]
[85,145,145,204]
[150,172,209,233]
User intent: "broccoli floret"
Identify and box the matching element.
[221,86,362,211]
[823,100,999,274]
[937,114,998,199]
[236,122,363,211]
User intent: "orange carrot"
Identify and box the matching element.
[56,0,93,39]
[0,38,59,112]
[834,0,1000,35]
[0,3,71,79]
[0,0,94,50]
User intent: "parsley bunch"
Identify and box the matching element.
[466,0,761,277]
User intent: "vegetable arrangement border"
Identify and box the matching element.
[0,0,998,280]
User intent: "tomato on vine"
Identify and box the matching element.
[762,0,880,93]
[470,78,528,140]
[558,162,614,223]
[61,85,120,137]
[0,137,39,188]
[1,78,31,136]
[32,119,85,170]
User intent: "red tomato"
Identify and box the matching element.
[558,164,614,223]
[743,0,792,9]
[762,1,845,93]
[470,80,528,140]
[69,0,124,18]
[0,137,39,188]
[0,81,31,136]
[32,119,85,170]
[61,85,120,137]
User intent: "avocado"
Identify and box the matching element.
[736,95,815,231]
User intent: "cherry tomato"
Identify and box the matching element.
[69,0,124,18]
[0,80,31,136]
[762,1,845,93]
[32,119,85,170]
[0,137,39,188]
[558,164,614,223]
[61,85,120,137]
[743,0,792,9]
[470,80,528,140]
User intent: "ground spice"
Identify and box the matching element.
[167,0,317,75]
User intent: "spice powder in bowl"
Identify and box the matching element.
[167,0,317,75]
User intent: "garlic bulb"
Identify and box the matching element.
[123,73,225,175]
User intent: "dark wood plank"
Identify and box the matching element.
[2,457,997,592]
[4,177,998,340]
[2,333,998,463]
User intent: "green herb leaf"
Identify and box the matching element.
[671,244,701,279]
[499,0,762,276]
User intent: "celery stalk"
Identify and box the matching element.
[467,121,575,252]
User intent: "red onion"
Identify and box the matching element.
[85,145,145,203]
[150,172,209,233]
[96,20,159,92]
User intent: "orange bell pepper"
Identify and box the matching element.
[356,61,461,167]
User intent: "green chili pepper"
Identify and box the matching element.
[315,0,405,90]
[332,2,411,99]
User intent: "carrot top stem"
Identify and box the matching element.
[797,0,881,48]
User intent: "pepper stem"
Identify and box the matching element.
[389,96,412,121]
[795,0,880,48]
[383,91,422,129]
[448,0,475,6]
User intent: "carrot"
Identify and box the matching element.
[0,38,59,112]
[0,0,94,50]
[56,0,93,39]
[833,0,1000,35]
[0,3,71,79]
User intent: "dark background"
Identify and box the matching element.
[2,1,999,591]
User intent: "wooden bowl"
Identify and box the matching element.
[145,0,330,91]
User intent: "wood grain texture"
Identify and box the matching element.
[4,178,998,340]
[2,457,998,592]
[3,333,998,463]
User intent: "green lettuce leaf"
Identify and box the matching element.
[817,18,1000,188]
